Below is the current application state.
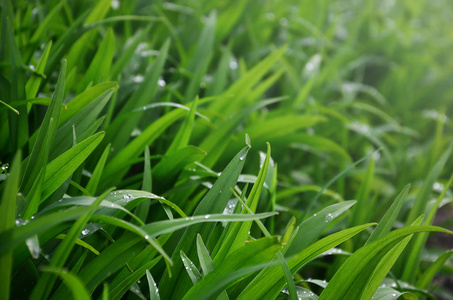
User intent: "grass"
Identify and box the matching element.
[1,0,453,299]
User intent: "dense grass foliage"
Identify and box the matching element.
[1,0,453,299]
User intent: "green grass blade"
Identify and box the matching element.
[196,234,214,276]
[30,189,112,299]
[167,96,198,154]
[78,28,115,92]
[366,184,411,245]
[318,225,452,300]
[184,12,216,101]
[181,250,202,284]
[146,269,161,300]
[360,217,424,300]
[25,41,52,100]
[406,144,452,224]
[350,156,375,228]
[237,223,374,300]
[108,39,170,153]
[183,237,282,300]
[6,18,28,151]
[402,175,453,283]
[40,267,90,300]
[159,145,250,299]
[22,60,67,196]
[86,144,111,195]
[109,25,151,80]
[41,132,104,200]
[416,250,453,289]
[285,201,357,257]
[214,142,271,262]
[0,205,93,256]
[109,257,160,300]
[29,2,64,43]
[136,146,152,222]
[59,82,118,126]
[49,89,112,160]
[153,146,206,193]
[141,212,276,238]
[0,151,21,299]
[90,215,172,264]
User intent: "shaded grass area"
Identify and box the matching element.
[0,0,453,299]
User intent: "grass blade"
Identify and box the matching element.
[0,151,21,299]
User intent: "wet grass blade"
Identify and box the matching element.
[109,257,160,300]
[22,60,66,196]
[183,237,282,300]
[237,223,374,299]
[146,269,161,300]
[159,145,250,299]
[0,151,21,299]
[25,41,52,99]
[30,189,113,299]
[214,143,271,262]
[318,225,452,300]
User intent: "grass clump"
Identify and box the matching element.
[1,0,453,299]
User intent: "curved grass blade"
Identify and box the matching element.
[416,250,453,289]
[40,267,90,300]
[30,189,113,299]
[237,223,375,300]
[366,184,411,245]
[0,206,94,256]
[159,145,250,299]
[318,225,452,300]
[109,257,160,300]
[183,237,282,300]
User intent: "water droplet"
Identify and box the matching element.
[81,229,90,235]
[279,17,289,27]
[313,213,317,216]
[31,215,35,220]
[145,235,149,239]
[229,60,238,70]
[110,204,115,207]
[133,75,144,83]
[205,214,211,219]
[111,0,120,10]
[158,79,166,87]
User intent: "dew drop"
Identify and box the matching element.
[229,60,238,70]
[205,214,211,219]
[158,79,166,87]
[145,235,149,239]
[81,229,90,236]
